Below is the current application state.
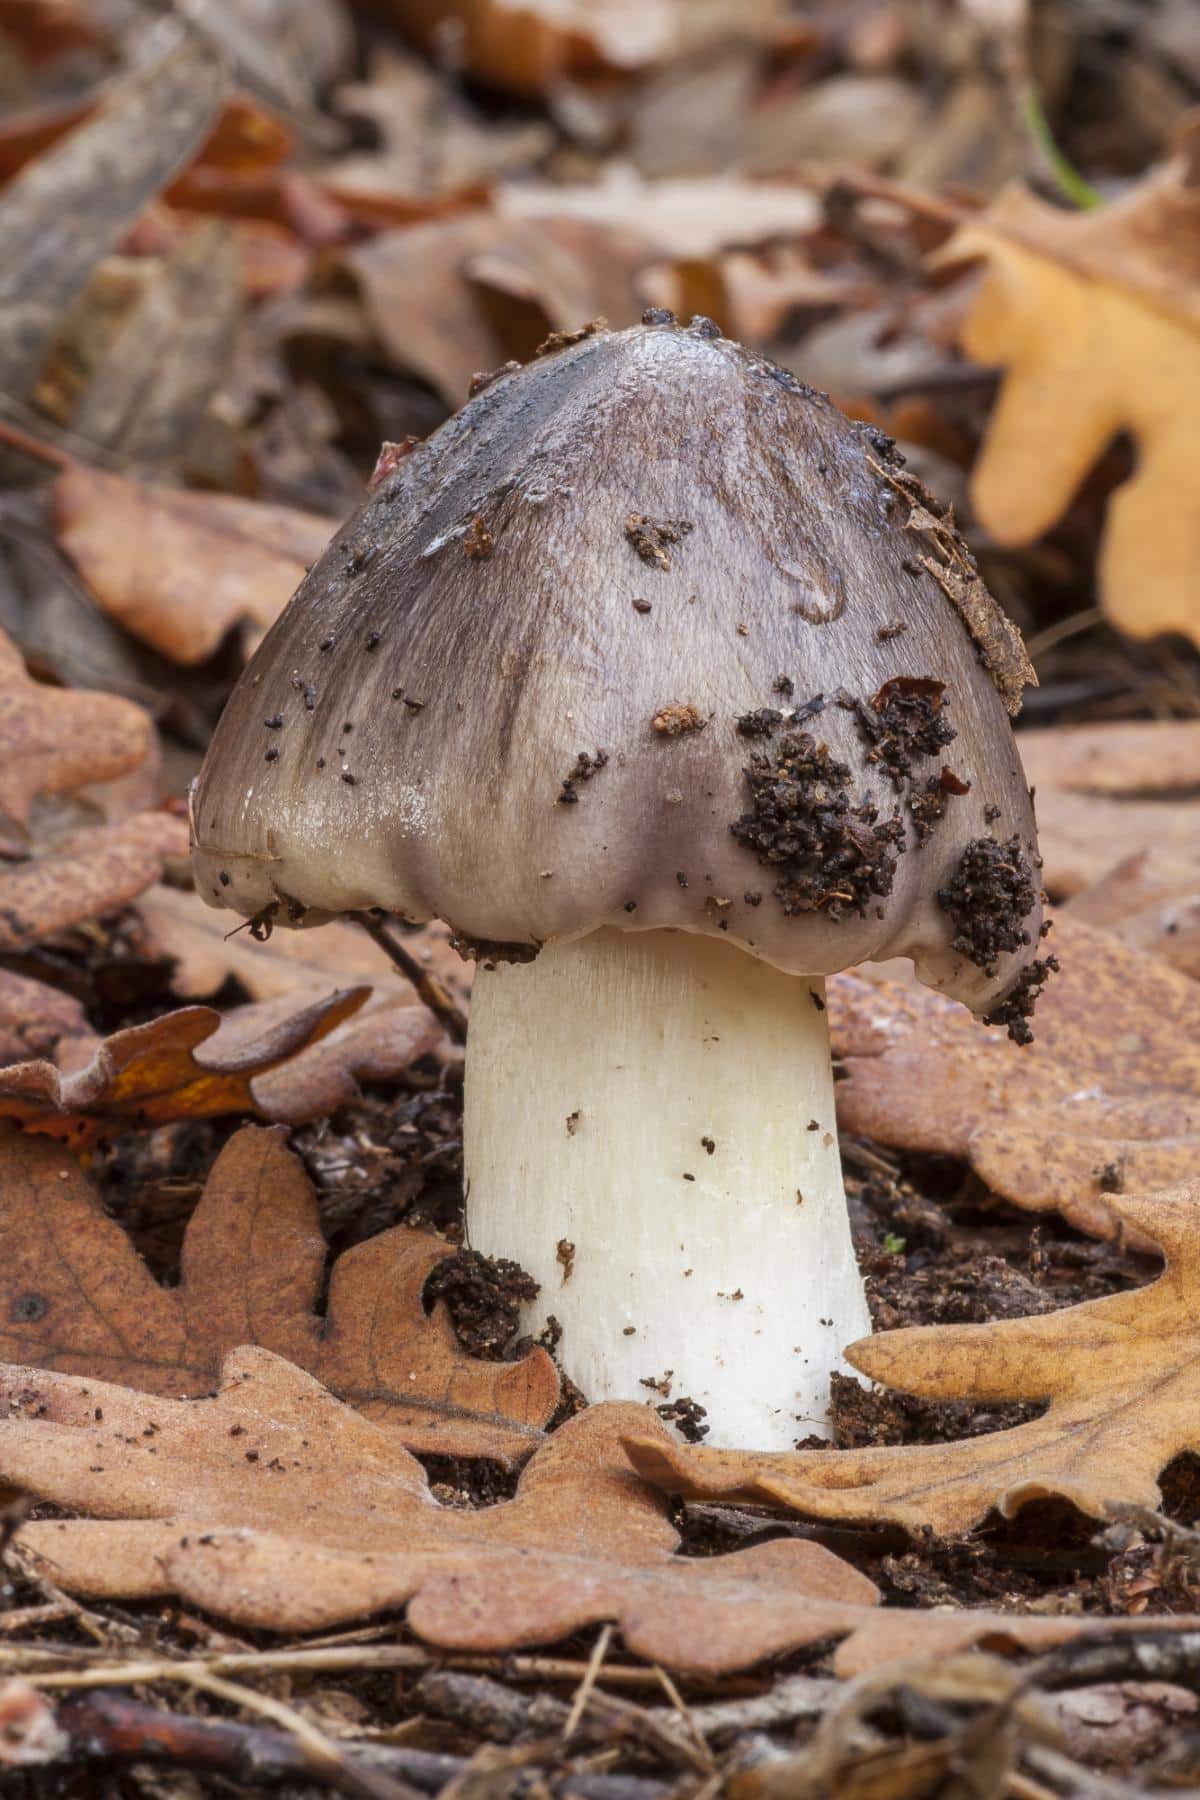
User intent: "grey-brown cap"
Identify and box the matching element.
[191,316,1050,1034]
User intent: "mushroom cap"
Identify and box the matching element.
[191,317,1044,1016]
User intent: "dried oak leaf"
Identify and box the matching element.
[0,989,372,1145]
[0,1124,554,1461]
[0,1348,1183,1679]
[624,1185,1200,1537]
[341,211,655,406]
[136,882,470,1010]
[54,465,335,666]
[829,915,1200,1243]
[0,627,153,836]
[0,971,92,1069]
[0,814,186,953]
[1016,721,1200,976]
[938,153,1200,645]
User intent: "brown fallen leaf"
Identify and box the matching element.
[1019,719,1200,900]
[829,915,1200,1242]
[938,148,1200,644]
[0,626,154,841]
[341,211,655,407]
[0,988,370,1145]
[0,970,93,1069]
[214,989,442,1122]
[53,465,335,666]
[0,1124,554,1461]
[0,813,186,953]
[1069,853,1200,981]
[1,1346,1189,1678]
[624,1184,1200,1537]
[136,882,470,1010]
[381,0,786,97]
[496,169,822,261]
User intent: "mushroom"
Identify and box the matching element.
[191,315,1051,1450]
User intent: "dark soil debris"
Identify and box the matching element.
[625,513,693,571]
[854,677,957,787]
[656,1394,710,1442]
[425,1248,539,1360]
[559,748,609,803]
[938,834,1038,973]
[731,730,904,920]
[984,953,1061,1046]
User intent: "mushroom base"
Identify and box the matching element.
[463,928,871,1450]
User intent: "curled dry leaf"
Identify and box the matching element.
[0,1346,1186,1678]
[54,465,335,666]
[0,814,186,955]
[939,151,1200,645]
[0,627,153,838]
[0,1124,554,1461]
[625,1185,1200,1537]
[342,211,655,407]
[830,916,1200,1242]
[0,988,372,1145]
[211,988,442,1123]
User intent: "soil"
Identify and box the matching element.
[731,722,906,918]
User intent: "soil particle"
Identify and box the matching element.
[909,767,972,844]
[535,317,607,357]
[625,513,693,571]
[652,703,705,737]
[468,361,521,397]
[558,748,608,803]
[448,934,540,965]
[463,515,494,561]
[424,1249,539,1360]
[556,1239,576,1281]
[632,598,652,613]
[731,730,904,921]
[773,675,795,698]
[657,1395,709,1442]
[854,677,957,787]
[937,834,1039,973]
[736,708,784,738]
[984,954,1061,1046]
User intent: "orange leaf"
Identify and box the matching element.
[0,1124,554,1461]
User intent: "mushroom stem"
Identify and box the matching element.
[464,928,871,1449]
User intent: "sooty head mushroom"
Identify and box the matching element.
[191,315,1049,1450]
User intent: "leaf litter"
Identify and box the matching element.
[0,2,1197,1789]
[0,1123,555,1462]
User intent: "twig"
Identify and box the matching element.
[564,1623,615,1739]
[11,1639,729,1694]
[184,1667,419,1800]
[48,1691,670,1800]
[1027,1628,1200,1695]
[351,912,468,1045]
[651,1665,713,1769]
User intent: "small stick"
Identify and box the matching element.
[352,911,468,1045]
[186,1667,418,1800]
[564,1623,614,1740]
[50,1691,671,1800]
